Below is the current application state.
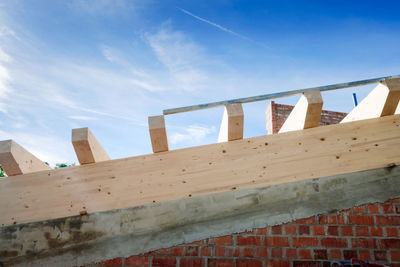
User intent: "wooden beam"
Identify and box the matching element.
[148,115,169,153]
[72,128,110,165]
[341,78,400,123]
[279,91,323,133]
[0,140,51,176]
[1,114,399,226]
[218,103,244,142]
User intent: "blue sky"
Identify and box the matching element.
[0,0,399,165]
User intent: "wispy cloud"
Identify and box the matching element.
[69,115,99,121]
[178,8,268,48]
[170,124,216,145]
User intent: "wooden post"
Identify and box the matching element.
[341,78,400,123]
[279,91,323,133]
[148,115,169,153]
[72,128,110,165]
[0,140,51,176]
[218,103,244,142]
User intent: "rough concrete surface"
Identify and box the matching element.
[1,165,399,266]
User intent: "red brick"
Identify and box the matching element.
[209,235,232,245]
[348,215,374,225]
[97,258,123,266]
[266,260,290,267]
[200,247,212,257]
[152,257,176,267]
[313,225,325,235]
[187,240,204,245]
[391,251,400,261]
[145,247,170,256]
[374,250,387,261]
[286,248,297,258]
[353,206,366,214]
[256,247,268,258]
[180,258,204,267]
[327,226,338,236]
[171,246,185,256]
[255,228,268,235]
[299,249,312,259]
[227,247,240,257]
[293,261,321,267]
[367,204,380,214]
[294,216,317,224]
[299,225,310,235]
[341,226,353,236]
[214,247,225,257]
[271,248,283,258]
[264,237,290,247]
[319,214,345,224]
[236,259,263,267]
[386,227,399,237]
[370,227,383,236]
[208,259,234,267]
[343,250,358,260]
[314,249,328,259]
[377,216,400,225]
[185,246,198,256]
[387,199,400,204]
[355,226,369,236]
[293,237,319,247]
[237,236,262,246]
[271,225,282,235]
[321,238,347,248]
[351,238,377,249]
[242,247,255,257]
[379,239,400,249]
[358,250,372,261]
[329,249,342,260]
[382,204,394,214]
[125,256,149,266]
[285,225,296,235]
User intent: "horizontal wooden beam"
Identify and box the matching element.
[0,114,399,226]
[0,140,51,176]
[148,115,169,153]
[72,128,110,165]
[218,104,244,142]
[279,91,323,133]
[341,78,400,123]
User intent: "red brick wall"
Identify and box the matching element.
[267,101,348,134]
[93,198,400,267]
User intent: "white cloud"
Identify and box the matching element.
[69,115,99,121]
[146,24,208,91]
[170,125,216,145]
[0,47,12,62]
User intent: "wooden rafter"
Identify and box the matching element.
[72,127,110,165]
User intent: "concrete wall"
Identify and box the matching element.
[91,198,400,267]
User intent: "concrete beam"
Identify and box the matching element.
[1,165,399,266]
[0,140,51,176]
[72,128,110,165]
[218,104,244,142]
[279,91,323,133]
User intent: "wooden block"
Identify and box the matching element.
[148,115,169,153]
[0,140,51,176]
[218,103,244,142]
[341,78,400,123]
[72,128,110,165]
[279,91,323,133]
[265,101,275,135]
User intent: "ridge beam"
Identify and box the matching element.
[72,128,110,165]
[218,103,244,142]
[341,78,400,123]
[0,140,51,176]
[148,115,169,153]
[279,91,323,133]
